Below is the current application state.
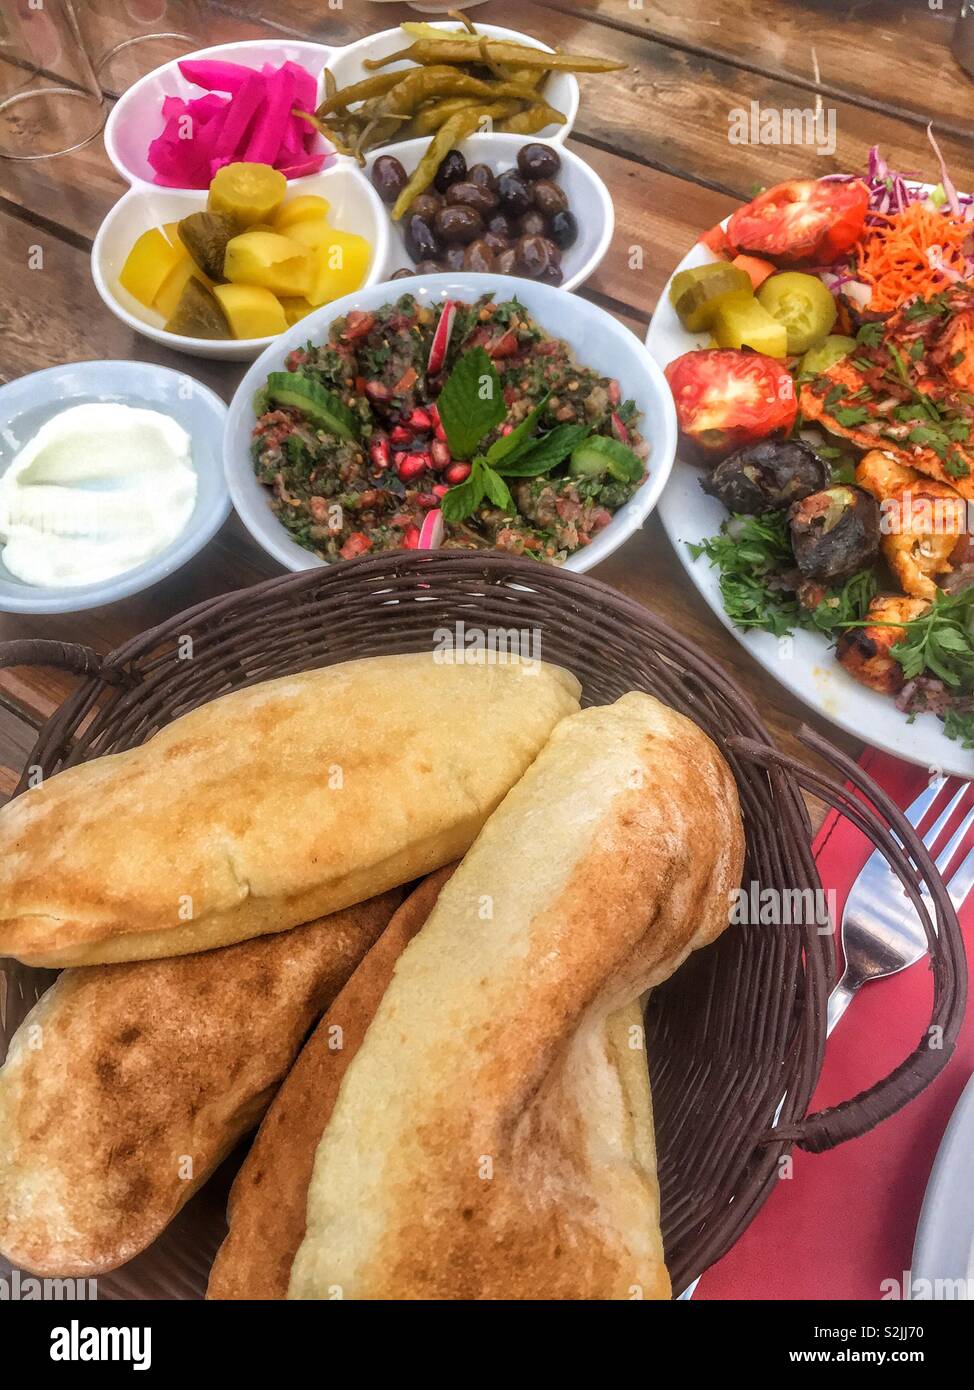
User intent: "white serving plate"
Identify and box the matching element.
[911,1070,974,1299]
[224,272,676,576]
[92,164,389,362]
[366,133,612,290]
[646,236,973,777]
[0,361,229,614]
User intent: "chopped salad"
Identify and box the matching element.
[252,293,649,563]
[663,140,974,747]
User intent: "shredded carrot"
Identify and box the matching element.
[854,203,971,313]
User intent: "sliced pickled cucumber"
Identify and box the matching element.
[799,334,857,376]
[177,211,237,282]
[264,372,360,440]
[757,272,838,355]
[208,162,287,229]
[712,297,788,357]
[164,277,231,340]
[670,264,753,333]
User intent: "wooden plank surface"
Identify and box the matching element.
[1,0,971,811]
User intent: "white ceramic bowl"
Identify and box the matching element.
[91,163,390,362]
[367,133,612,291]
[225,273,676,575]
[104,39,336,190]
[326,22,579,144]
[0,361,229,615]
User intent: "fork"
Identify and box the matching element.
[828,777,974,1036]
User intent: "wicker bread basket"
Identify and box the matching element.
[0,552,966,1299]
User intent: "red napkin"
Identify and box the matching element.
[698,749,973,1301]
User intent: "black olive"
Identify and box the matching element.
[467,163,497,193]
[495,247,517,275]
[434,204,484,245]
[485,211,514,240]
[519,209,547,238]
[371,155,408,206]
[514,234,552,279]
[483,231,511,256]
[434,149,468,194]
[405,192,443,222]
[442,246,467,271]
[404,213,441,263]
[517,142,561,181]
[390,267,415,280]
[496,169,534,217]
[532,179,568,218]
[414,259,443,275]
[538,263,565,287]
[788,486,880,582]
[702,440,830,514]
[540,237,562,267]
[464,239,495,273]
[548,209,579,251]
[446,181,499,216]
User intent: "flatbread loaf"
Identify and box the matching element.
[289,692,745,1300]
[0,653,579,966]
[0,890,401,1276]
[207,866,456,1301]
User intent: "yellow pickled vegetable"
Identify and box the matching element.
[287,223,371,306]
[212,284,288,339]
[274,195,331,230]
[118,227,185,308]
[162,221,188,254]
[712,298,788,358]
[154,257,208,321]
[223,230,313,297]
[208,162,287,229]
[279,297,316,326]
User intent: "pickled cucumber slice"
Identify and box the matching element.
[177,211,238,282]
[712,297,788,357]
[799,334,857,376]
[164,277,231,340]
[757,272,838,355]
[264,372,359,440]
[670,263,752,332]
[208,162,287,229]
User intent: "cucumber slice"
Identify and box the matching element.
[263,372,359,441]
[569,435,644,483]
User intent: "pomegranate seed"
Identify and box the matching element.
[434,421,448,442]
[432,484,449,499]
[431,439,451,469]
[416,492,439,509]
[607,379,621,406]
[397,452,430,483]
[364,380,392,404]
[403,525,421,549]
[369,438,390,470]
[390,425,412,445]
[444,462,471,485]
[429,403,441,426]
[500,423,514,436]
[409,407,433,432]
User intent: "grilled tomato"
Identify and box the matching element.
[726,179,869,265]
[664,349,798,459]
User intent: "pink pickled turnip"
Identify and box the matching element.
[282,59,317,115]
[243,64,296,165]
[275,153,327,179]
[427,300,458,375]
[211,70,264,160]
[418,510,445,550]
[177,58,254,94]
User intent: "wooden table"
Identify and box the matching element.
[1,0,972,824]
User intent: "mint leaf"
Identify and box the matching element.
[437,348,505,460]
[440,459,487,524]
[485,393,551,466]
[498,424,591,477]
[481,464,514,512]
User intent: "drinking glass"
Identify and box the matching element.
[0,0,105,160]
[77,0,207,96]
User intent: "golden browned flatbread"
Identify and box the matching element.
[0,654,580,967]
[0,891,401,1277]
[206,866,456,1301]
[289,693,745,1301]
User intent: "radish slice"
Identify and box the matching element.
[427,300,458,375]
[418,509,445,550]
[610,412,629,443]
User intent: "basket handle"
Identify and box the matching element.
[727,728,967,1155]
[0,639,134,687]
